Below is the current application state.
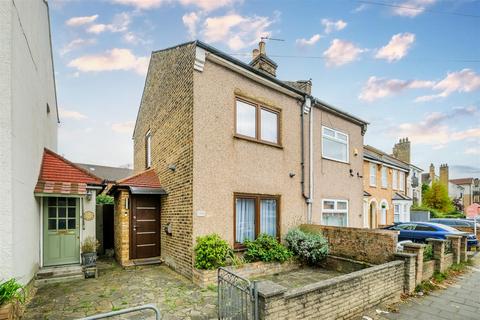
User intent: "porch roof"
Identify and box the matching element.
[109,169,167,195]
[392,192,412,201]
[34,148,104,196]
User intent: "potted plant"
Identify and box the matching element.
[81,236,100,267]
[0,279,25,320]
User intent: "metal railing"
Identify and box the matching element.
[218,267,258,320]
[79,304,161,320]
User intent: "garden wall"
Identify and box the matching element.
[455,226,480,244]
[257,260,404,320]
[300,224,398,264]
[422,260,435,281]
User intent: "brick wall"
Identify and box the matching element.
[422,260,435,281]
[132,43,196,278]
[257,260,404,320]
[300,224,398,264]
[113,189,130,266]
[455,226,480,243]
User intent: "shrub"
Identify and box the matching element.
[194,234,231,270]
[0,279,25,306]
[243,234,293,263]
[423,244,433,261]
[81,236,100,253]
[96,194,114,205]
[285,228,329,265]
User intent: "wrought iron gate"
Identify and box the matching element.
[218,267,258,320]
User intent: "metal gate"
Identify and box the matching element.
[218,267,258,320]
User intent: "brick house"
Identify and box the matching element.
[449,178,480,207]
[363,145,412,228]
[127,40,368,278]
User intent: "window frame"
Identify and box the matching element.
[321,199,349,227]
[399,171,405,191]
[369,163,377,187]
[233,193,281,249]
[234,97,282,147]
[392,170,398,190]
[145,130,152,169]
[394,204,401,223]
[381,166,388,188]
[321,126,349,163]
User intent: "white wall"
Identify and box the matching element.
[82,190,98,246]
[0,0,58,284]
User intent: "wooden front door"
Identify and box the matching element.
[43,197,80,266]
[130,195,161,259]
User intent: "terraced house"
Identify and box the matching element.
[127,40,368,278]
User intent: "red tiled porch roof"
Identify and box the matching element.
[116,168,161,188]
[35,148,103,195]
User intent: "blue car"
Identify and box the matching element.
[385,222,478,249]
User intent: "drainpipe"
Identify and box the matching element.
[300,96,313,223]
[308,99,314,224]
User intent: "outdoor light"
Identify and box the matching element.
[168,164,176,172]
[86,190,93,201]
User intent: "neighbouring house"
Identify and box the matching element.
[0,0,59,284]
[422,163,465,206]
[392,138,423,205]
[363,145,412,228]
[119,40,368,278]
[76,163,133,184]
[449,177,480,207]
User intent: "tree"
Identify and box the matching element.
[422,181,454,213]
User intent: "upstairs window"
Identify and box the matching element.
[235,98,280,145]
[322,127,349,163]
[145,130,151,169]
[399,171,405,191]
[381,166,388,188]
[392,170,398,190]
[370,163,377,187]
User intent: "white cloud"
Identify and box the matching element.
[296,34,321,47]
[179,0,239,12]
[323,39,364,67]
[68,48,149,75]
[375,32,415,62]
[321,19,347,34]
[66,15,99,27]
[392,0,436,17]
[465,147,480,155]
[183,12,200,39]
[359,76,434,101]
[111,121,135,134]
[87,12,131,34]
[201,13,276,50]
[111,0,238,11]
[60,38,96,55]
[415,69,480,102]
[59,108,87,120]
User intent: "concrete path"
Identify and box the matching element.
[384,256,480,320]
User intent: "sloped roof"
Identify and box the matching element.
[450,178,474,185]
[35,148,103,195]
[116,169,162,188]
[364,145,409,171]
[76,163,133,182]
[392,192,412,201]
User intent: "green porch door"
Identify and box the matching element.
[43,197,80,266]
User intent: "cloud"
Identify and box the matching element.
[296,34,321,47]
[111,0,238,11]
[60,38,96,55]
[353,3,368,13]
[321,19,347,34]
[183,12,200,39]
[59,108,87,120]
[68,48,149,75]
[111,121,135,134]
[201,12,277,50]
[323,39,364,67]
[375,32,415,62]
[359,76,434,101]
[391,0,436,17]
[66,15,99,27]
[465,147,480,155]
[179,0,239,12]
[415,69,480,102]
[87,12,131,34]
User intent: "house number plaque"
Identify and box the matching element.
[83,211,95,221]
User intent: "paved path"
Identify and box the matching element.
[384,256,480,320]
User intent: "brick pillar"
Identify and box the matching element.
[427,238,446,273]
[460,236,468,262]
[395,253,417,293]
[446,235,461,264]
[402,243,426,285]
[257,281,287,320]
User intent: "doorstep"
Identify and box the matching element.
[35,264,84,286]
[123,257,163,268]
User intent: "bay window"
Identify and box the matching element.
[235,98,280,145]
[322,199,348,227]
[234,194,279,247]
[394,204,400,223]
[322,127,349,163]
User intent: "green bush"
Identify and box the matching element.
[423,244,433,261]
[0,279,25,306]
[243,234,293,263]
[96,194,114,205]
[194,234,231,270]
[285,228,329,265]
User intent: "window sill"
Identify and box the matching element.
[321,156,349,165]
[233,134,283,149]
[370,185,376,188]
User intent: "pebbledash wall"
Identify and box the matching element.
[0,0,58,284]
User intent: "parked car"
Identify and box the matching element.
[429,218,479,229]
[384,222,478,249]
[397,240,413,252]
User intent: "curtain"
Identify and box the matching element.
[260,199,277,237]
[236,198,255,243]
[323,212,347,227]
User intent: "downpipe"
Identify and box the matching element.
[300,96,313,224]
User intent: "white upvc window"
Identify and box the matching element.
[145,130,152,169]
[392,170,398,190]
[322,126,349,163]
[399,171,405,191]
[369,163,377,187]
[381,166,388,188]
[322,199,348,227]
[394,204,400,223]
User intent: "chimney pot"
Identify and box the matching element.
[252,48,259,59]
[259,41,266,55]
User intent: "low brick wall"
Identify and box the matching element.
[257,260,404,320]
[300,224,399,264]
[319,255,373,273]
[422,260,435,281]
[455,227,480,246]
[444,253,453,269]
[192,260,301,288]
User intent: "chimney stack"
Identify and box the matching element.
[439,164,449,187]
[249,40,278,77]
[429,163,435,183]
[392,137,411,164]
